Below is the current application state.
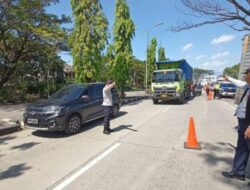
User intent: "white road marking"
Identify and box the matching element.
[223,101,237,110]
[162,106,173,113]
[1,118,11,122]
[52,143,121,190]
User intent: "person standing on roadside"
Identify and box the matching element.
[205,83,211,96]
[214,82,220,99]
[222,68,250,182]
[102,80,116,135]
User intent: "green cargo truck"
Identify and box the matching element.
[151,59,193,104]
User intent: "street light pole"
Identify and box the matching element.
[145,22,163,93]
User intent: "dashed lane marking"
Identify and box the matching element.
[51,143,121,190]
[162,106,173,113]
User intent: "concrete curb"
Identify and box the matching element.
[0,122,20,136]
[121,96,149,104]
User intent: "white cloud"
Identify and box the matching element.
[182,43,193,51]
[211,51,230,59]
[195,54,206,60]
[211,34,235,45]
[201,60,228,72]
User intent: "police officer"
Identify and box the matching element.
[102,80,115,135]
[214,82,220,99]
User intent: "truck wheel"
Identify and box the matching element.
[65,114,81,135]
[153,99,158,104]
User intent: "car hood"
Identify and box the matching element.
[27,98,71,111]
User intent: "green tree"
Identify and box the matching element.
[158,47,167,61]
[193,68,215,82]
[223,63,240,79]
[147,37,157,88]
[69,0,108,83]
[0,0,69,89]
[112,0,135,95]
[101,44,115,82]
[128,58,145,89]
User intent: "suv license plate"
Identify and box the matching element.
[27,118,38,124]
[161,94,167,98]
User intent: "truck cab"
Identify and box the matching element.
[151,60,192,104]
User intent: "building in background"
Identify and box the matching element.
[198,75,217,86]
[64,63,75,80]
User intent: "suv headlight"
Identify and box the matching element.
[54,107,67,116]
[45,106,66,115]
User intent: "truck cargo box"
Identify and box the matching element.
[155,59,193,81]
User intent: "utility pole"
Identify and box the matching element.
[145,22,163,93]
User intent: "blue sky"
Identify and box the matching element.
[47,0,248,74]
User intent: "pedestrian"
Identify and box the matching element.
[205,83,210,96]
[222,68,250,182]
[102,80,116,135]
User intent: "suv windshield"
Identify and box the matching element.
[153,71,180,82]
[50,86,85,100]
[220,83,236,88]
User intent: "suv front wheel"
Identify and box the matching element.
[65,114,81,135]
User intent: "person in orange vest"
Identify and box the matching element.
[205,83,211,96]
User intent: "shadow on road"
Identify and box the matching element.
[200,141,250,189]
[201,141,234,166]
[112,124,137,132]
[0,136,17,145]
[0,163,32,180]
[11,142,41,151]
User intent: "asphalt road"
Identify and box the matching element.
[1,94,249,190]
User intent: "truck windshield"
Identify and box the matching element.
[152,71,180,82]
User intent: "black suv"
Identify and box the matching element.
[23,83,121,134]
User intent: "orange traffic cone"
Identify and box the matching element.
[207,91,213,100]
[184,117,201,150]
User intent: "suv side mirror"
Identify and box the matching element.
[81,95,90,102]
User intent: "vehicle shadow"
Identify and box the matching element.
[0,163,32,180]
[32,111,128,138]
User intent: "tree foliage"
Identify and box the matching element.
[172,0,250,32]
[158,47,167,61]
[193,68,215,82]
[112,0,135,93]
[69,0,108,83]
[147,37,157,87]
[223,63,240,79]
[128,57,145,89]
[0,0,69,89]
